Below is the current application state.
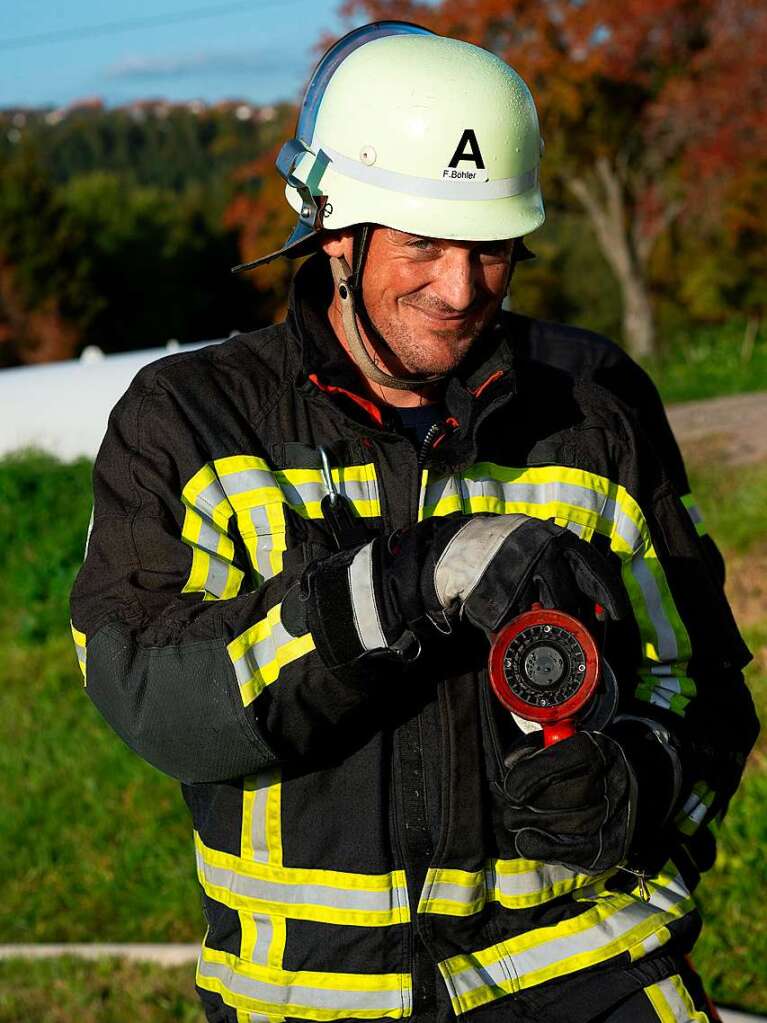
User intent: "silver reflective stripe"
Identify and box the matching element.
[447,887,695,998]
[219,467,275,498]
[197,955,408,1014]
[84,507,94,558]
[246,777,274,864]
[421,861,597,913]
[675,783,714,835]
[199,857,408,915]
[630,558,679,660]
[204,549,235,598]
[230,617,296,691]
[685,503,703,526]
[277,476,373,510]
[423,476,644,551]
[188,516,237,598]
[194,476,229,514]
[244,504,277,581]
[438,872,693,1012]
[645,974,708,1021]
[433,515,527,607]
[348,542,387,651]
[251,916,275,964]
[320,143,539,201]
[74,642,86,670]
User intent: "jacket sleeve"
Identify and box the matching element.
[70,372,384,785]
[592,344,726,586]
[605,423,758,884]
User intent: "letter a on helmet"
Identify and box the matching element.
[233,21,545,272]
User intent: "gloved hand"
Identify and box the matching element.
[281,513,627,681]
[499,731,637,874]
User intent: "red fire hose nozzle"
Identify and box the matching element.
[488,604,602,747]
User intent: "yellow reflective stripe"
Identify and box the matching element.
[181,507,209,593]
[181,465,243,599]
[419,861,615,916]
[229,604,285,661]
[241,768,283,864]
[197,945,411,1021]
[422,463,650,553]
[644,974,710,1022]
[681,494,707,537]
[183,457,380,584]
[635,669,696,718]
[195,834,410,927]
[265,500,287,578]
[228,604,316,707]
[70,622,87,683]
[265,777,283,866]
[240,633,314,705]
[417,468,429,523]
[675,782,716,837]
[420,462,695,718]
[269,916,286,970]
[439,871,694,1015]
[215,454,272,476]
[216,460,380,521]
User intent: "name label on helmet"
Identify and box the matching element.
[444,129,488,183]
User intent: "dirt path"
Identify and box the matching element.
[667,391,767,466]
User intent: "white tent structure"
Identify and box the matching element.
[0,340,220,461]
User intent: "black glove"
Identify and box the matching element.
[282,513,627,680]
[458,515,628,636]
[499,731,637,874]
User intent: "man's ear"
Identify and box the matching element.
[319,229,355,261]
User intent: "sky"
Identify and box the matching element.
[1,0,350,109]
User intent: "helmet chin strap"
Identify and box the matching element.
[328,253,446,392]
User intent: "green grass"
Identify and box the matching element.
[0,957,201,1022]
[644,321,767,405]
[0,634,201,942]
[1,449,766,1014]
[0,452,201,942]
[688,460,767,553]
[693,620,767,1013]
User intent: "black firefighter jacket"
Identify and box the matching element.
[70,257,758,1023]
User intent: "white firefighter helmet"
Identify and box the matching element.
[234,21,545,272]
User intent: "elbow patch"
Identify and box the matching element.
[85,623,276,783]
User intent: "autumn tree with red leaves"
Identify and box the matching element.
[326,0,767,357]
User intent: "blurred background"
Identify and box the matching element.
[0,0,765,1019]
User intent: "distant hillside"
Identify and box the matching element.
[0,101,296,366]
[0,100,293,191]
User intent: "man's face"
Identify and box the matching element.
[359,228,514,376]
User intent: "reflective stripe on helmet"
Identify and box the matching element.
[318,144,539,201]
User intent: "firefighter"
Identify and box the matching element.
[71,22,758,1023]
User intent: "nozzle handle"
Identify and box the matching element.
[542,718,576,746]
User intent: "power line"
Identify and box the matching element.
[0,0,306,52]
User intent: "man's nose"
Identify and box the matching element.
[431,250,477,311]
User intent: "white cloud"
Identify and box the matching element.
[105,49,298,80]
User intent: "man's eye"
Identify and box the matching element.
[478,243,512,260]
[408,238,438,252]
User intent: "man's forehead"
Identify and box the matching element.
[380,227,514,247]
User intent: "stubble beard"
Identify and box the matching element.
[365,307,488,377]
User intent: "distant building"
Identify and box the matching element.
[0,339,220,461]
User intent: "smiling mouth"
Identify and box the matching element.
[404,303,478,323]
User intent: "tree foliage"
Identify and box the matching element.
[0,105,290,365]
[331,0,767,356]
[1,6,764,367]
